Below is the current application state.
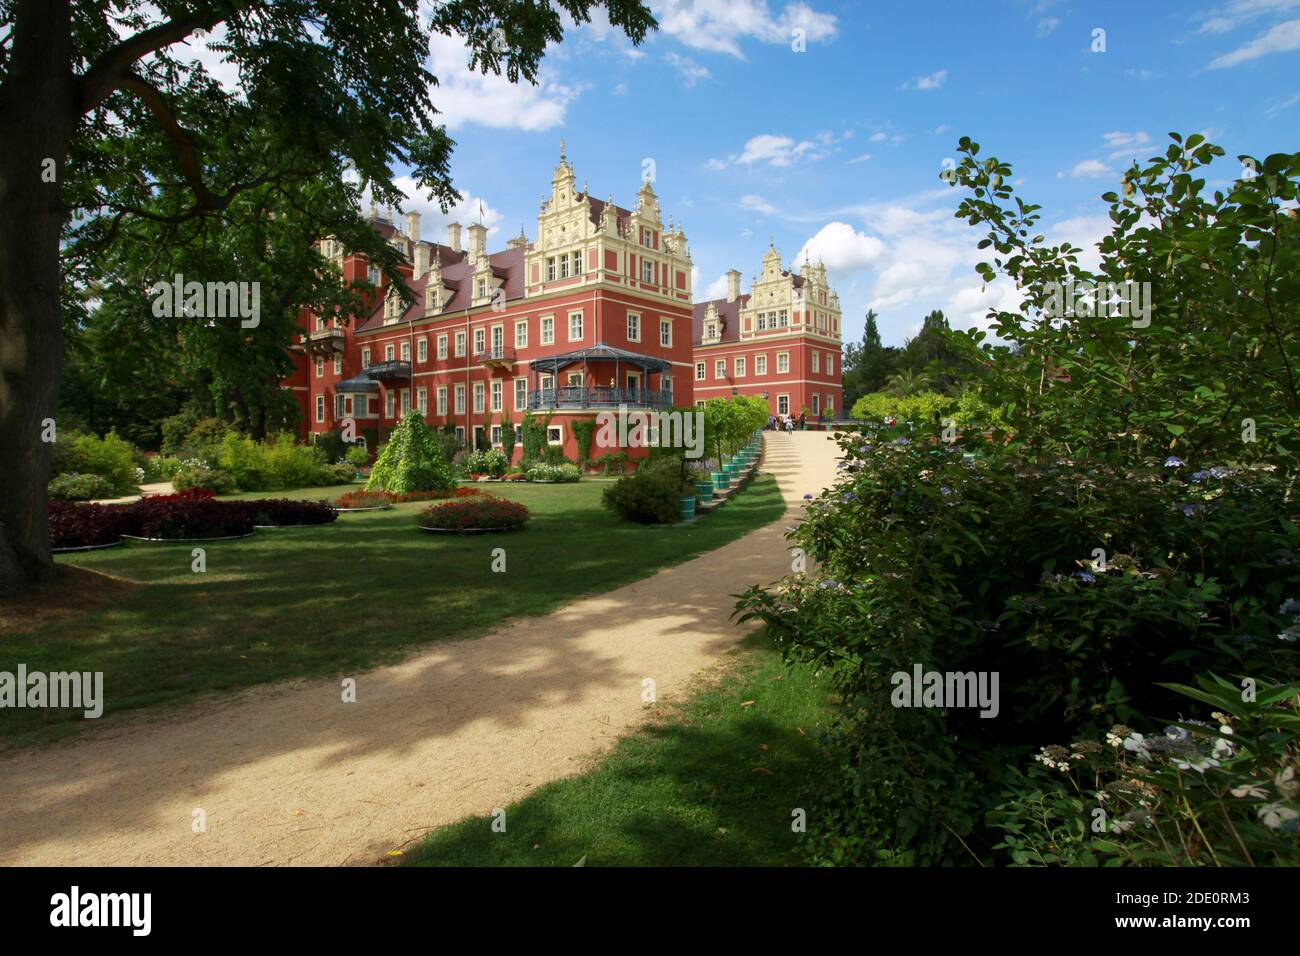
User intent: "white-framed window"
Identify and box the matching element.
[385,391,396,417]
[541,316,555,345]
[704,321,718,342]
[455,331,466,357]
[455,425,465,444]
[641,259,654,283]
[315,395,325,423]
[547,425,563,445]
[437,386,448,415]
[385,344,395,362]
[827,354,835,376]
[401,341,410,362]
[825,394,834,415]
[473,382,485,413]
[546,258,555,281]
[777,394,790,415]
[473,327,485,355]
[454,384,466,414]
[417,387,428,415]
[476,277,487,299]
[515,320,528,348]
[777,351,790,374]
[333,354,342,375]
[559,254,569,279]
[417,337,427,363]
[437,334,448,359]
[514,424,523,444]
[489,424,501,446]
[813,351,821,373]
[362,347,371,368]
[400,388,410,414]
[695,362,705,381]
[334,394,344,418]
[660,318,671,347]
[571,250,583,276]
[315,357,324,377]
[715,359,725,379]
[627,313,640,342]
[490,380,503,412]
[568,311,583,342]
[756,354,768,375]
[812,394,820,415]
[514,378,527,410]
[662,375,672,396]
[735,357,746,377]
[367,264,380,285]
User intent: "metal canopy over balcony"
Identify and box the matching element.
[529,343,672,376]
[335,372,380,393]
[528,343,675,410]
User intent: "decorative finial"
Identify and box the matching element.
[560,139,567,163]
[583,179,589,195]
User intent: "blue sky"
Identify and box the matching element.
[189,1,1300,346]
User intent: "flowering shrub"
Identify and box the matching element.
[524,463,581,483]
[416,495,530,532]
[991,675,1299,865]
[736,433,1299,864]
[173,462,236,494]
[48,429,139,495]
[462,448,510,478]
[47,472,117,501]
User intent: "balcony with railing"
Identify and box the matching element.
[364,360,412,384]
[303,327,346,354]
[528,385,674,411]
[476,344,516,369]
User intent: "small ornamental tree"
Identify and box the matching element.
[365,411,454,494]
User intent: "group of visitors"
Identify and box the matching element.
[766,412,807,433]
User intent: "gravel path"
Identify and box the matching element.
[0,431,842,866]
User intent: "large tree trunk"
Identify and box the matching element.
[0,0,73,596]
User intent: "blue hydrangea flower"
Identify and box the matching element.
[1164,456,1184,468]
[802,493,814,500]
[1072,571,1097,584]
[1191,470,1211,483]
[1279,598,1300,615]
[1180,503,1204,517]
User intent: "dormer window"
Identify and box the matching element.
[368,265,381,286]
[705,321,718,341]
[477,278,487,299]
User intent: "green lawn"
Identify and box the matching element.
[1,477,784,750]
[401,634,836,867]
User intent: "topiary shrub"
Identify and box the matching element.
[365,410,455,494]
[601,469,682,523]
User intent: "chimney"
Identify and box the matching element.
[726,269,742,303]
[406,211,420,242]
[467,223,488,266]
[447,222,462,253]
[413,243,430,281]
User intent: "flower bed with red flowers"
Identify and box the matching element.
[416,495,530,533]
[49,501,127,550]
[247,499,337,527]
[117,496,257,540]
[49,491,335,548]
[336,487,482,509]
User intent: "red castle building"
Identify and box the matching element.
[691,243,842,422]
[282,145,842,463]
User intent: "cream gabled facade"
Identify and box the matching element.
[693,243,843,420]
